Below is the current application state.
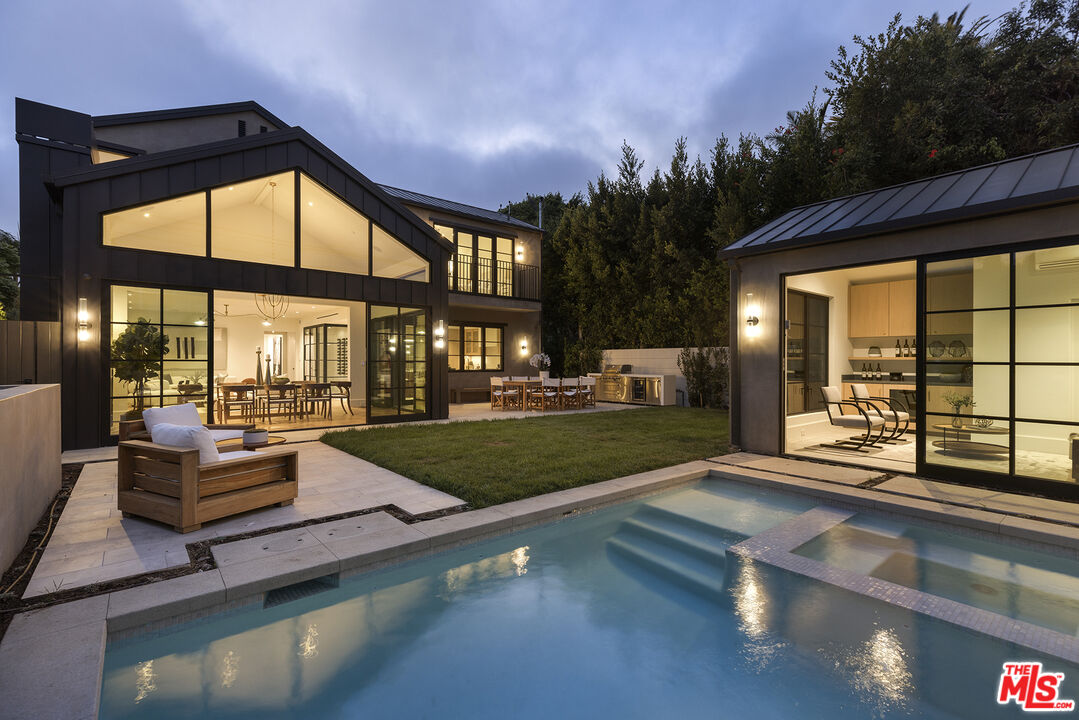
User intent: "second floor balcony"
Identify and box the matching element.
[449,253,540,302]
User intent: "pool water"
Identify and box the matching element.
[99,480,1077,719]
[794,513,1079,636]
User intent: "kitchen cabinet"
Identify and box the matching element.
[840,382,882,414]
[925,384,973,415]
[888,279,916,336]
[849,279,916,337]
[849,283,890,337]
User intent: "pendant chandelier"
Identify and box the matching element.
[255,293,290,322]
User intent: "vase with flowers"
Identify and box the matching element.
[529,352,551,380]
[941,391,975,428]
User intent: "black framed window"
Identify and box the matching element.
[435,223,515,297]
[921,242,1079,488]
[108,285,210,435]
[447,323,503,371]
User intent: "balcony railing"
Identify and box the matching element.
[449,254,540,301]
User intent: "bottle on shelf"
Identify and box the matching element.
[861,363,868,380]
[910,338,916,357]
[903,339,910,357]
[875,363,882,380]
[895,339,902,357]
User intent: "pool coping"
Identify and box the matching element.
[4,458,1079,719]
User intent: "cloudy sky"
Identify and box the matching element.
[0,0,1018,236]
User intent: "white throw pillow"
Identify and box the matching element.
[142,403,202,431]
[150,423,220,464]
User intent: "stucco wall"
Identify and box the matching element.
[732,201,1079,455]
[447,306,541,397]
[0,384,61,572]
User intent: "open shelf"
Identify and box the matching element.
[848,356,917,361]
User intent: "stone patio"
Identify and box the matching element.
[23,441,464,597]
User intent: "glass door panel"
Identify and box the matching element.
[367,305,427,421]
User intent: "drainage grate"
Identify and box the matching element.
[263,574,339,609]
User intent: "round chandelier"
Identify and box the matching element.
[254,293,290,322]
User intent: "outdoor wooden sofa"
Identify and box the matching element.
[117,440,298,533]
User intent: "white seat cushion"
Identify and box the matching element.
[150,423,220,464]
[217,450,261,462]
[142,403,202,431]
[878,410,910,422]
[208,428,246,442]
[830,414,885,429]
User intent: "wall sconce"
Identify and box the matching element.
[745,292,761,338]
[520,338,528,354]
[433,321,445,350]
[515,245,524,261]
[77,297,92,342]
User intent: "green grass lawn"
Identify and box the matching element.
[321,407,729,508]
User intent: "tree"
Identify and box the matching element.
[0,230,18,320]
[110,320,169,416]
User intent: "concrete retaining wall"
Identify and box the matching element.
[0,384,61,572]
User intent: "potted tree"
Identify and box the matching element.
[111,319,169,420]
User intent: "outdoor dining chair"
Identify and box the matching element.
[579,376,596,407]
[528,376,561,411]
[490,376,520,410]
[560,377,582,409]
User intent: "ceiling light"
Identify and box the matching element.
[143,212,150,218]
[194,320,206,326]
[308,201,314,207]
[262,320,271,327]
[228,186,234,191]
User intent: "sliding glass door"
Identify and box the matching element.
[921,242,1079,497]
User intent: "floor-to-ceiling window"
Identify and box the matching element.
[922,243,1079,492]
[108,285,210,434]
[368,305,427,420]
[786,289,829,415]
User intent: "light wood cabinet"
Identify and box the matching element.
[849,283,890,337]
[840,381,883,414]
[925,384,972,415]
[888,279,916,336]
[849,279,916,337]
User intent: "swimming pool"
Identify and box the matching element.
[99,479,1078,718]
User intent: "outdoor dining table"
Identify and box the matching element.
[502,379,541,410]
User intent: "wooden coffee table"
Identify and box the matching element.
[216,435,287,451]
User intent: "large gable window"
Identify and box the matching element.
[103,192,205,256]
[211,172,295,266]
[300,174,370,275]
[101,169,430,282]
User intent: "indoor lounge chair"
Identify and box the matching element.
[849,383,910,442]
[820,385,886,452]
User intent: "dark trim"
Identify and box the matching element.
[93,100,289,131]
[94,139,146,156]
[380,183,540,232]
[430,217,519,239]
[728,261,740,447]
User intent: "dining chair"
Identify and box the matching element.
[303,382,333,420]
[491,376,520,411]
[219,384,256,423]
[528,377,561,411]
[329,381,354,415]
[263,384,299,423]
[578,376,596,408]
[560,377,582,409]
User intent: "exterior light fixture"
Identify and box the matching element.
[745,293,761,338]
[77,297,92,342]
[433,322,445,350]
[520,339,528,354]
[515,245,524,261]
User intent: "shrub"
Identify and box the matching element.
[678,346,729,409]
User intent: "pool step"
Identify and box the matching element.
[607,535,725,598]
[606,488,746,599]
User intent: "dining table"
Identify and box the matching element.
[501,379,540,410]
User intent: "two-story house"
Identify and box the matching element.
[15,98,542,449]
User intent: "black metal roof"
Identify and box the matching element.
[722,144,1079,259]
[379,184,541,232]
[93,101,289,130]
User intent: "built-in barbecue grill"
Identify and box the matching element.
[598,364,632,401]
